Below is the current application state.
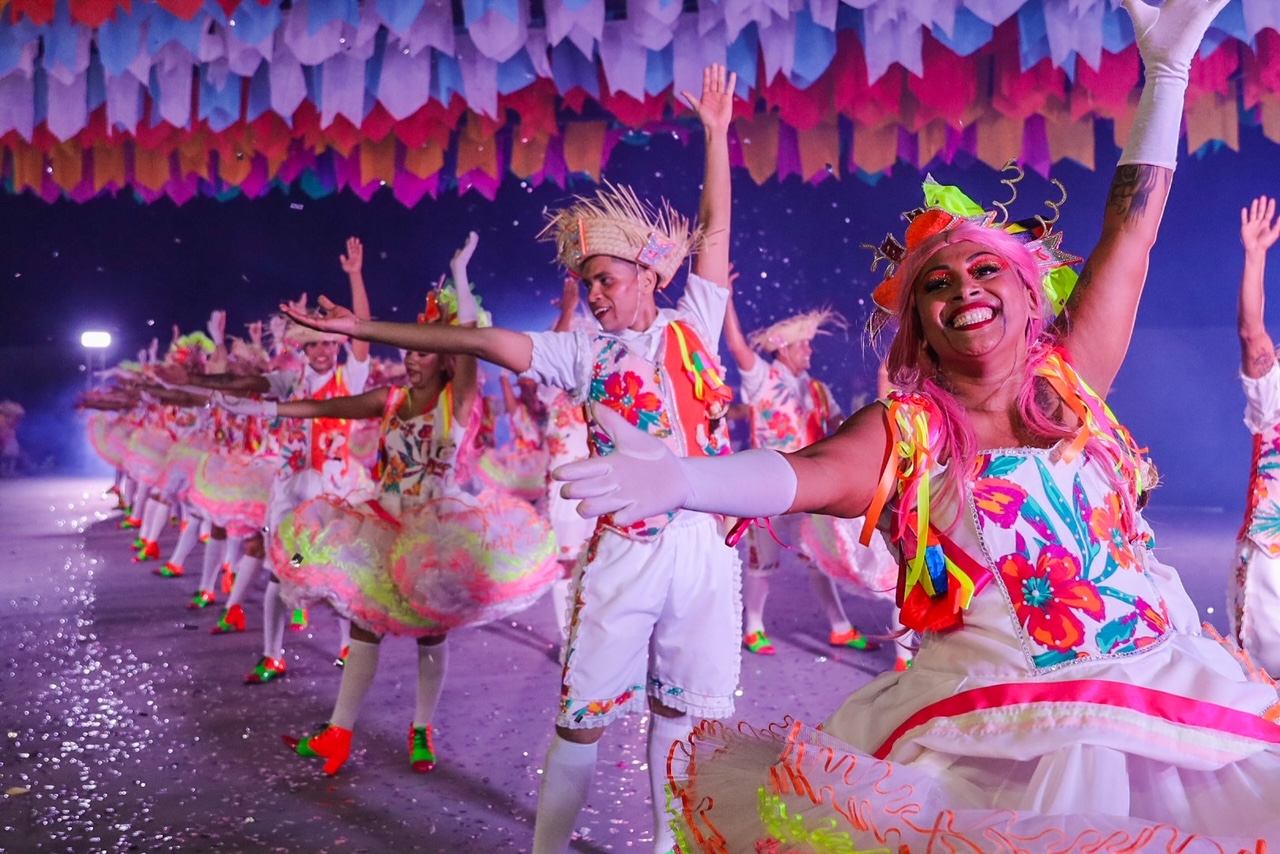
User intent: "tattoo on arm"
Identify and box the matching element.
[1106,165,1165,224]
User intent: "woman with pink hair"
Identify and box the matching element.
[556,1,1280,849]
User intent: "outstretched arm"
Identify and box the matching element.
[721,267,756,372]
[280,297,534,374]
[154,361,270,395]
[1056,0,1227,395]
[341,237,372,363]
[683,64,736,289]
[219,387,389,421]
[1239,196,1280,379]
[448,234,482,422]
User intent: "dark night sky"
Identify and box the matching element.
[0,123,1269,510]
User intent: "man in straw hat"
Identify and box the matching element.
[721,296,885,656]
[281,64,738,854]
[157,237,372,684]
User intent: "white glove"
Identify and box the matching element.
[554,404,797,527]
[451,231,480,324]
[1120,0,1229,168]
[213,392,277,418]
[207,310,227,348]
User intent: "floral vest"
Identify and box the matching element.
[748,362,833,452]
[372,385,457,502]
[588,320,733,541]
[545,390,588,470]
[1240,428,1280,555]
[269,367,355,477]
[865,348,1154,642]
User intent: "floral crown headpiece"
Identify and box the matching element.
[540,182,701,289]
[748,307,847,353]
[416,279,492,328]
[867,166,1082,317]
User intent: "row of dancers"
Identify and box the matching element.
[78,2,1280,848]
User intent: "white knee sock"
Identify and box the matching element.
[647,715,690,854]
[329,638,380,730]
[222,536,243,573]
[226,553,261,609]
[338,617,352,655]
[262,579,288,659]
[532,736,598,854]
[166,511,201,568]
[198,537,223,592]
[413,640,449,727]
[742,571,770,635]
[807,565,851,633]
[129,482,148,517]
[141,498,169,543]
[198,516,212,540]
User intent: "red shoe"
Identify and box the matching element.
[893,657,913,672]
[198,534,210,544]
[118,516,141,530]
[334,645,349,668]
[289,608,308,632]
[829,627,880,651]
[153,561,184,578]
[283,725,352,775]
[408,724,437,773]
[743,630,777,656]
[245,656,287,685]
[132,541,161,563]
[170,516,182,527]
[220,564,235,595]
[211,604,246,634]
[187,590,216,609]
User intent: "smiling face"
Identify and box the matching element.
[581,256,659,334]
[302,339,340,374]
[775,338,813,374]
[912,240,1033,368]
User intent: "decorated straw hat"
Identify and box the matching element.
[867,167,1082,316]
[541,183,701,288]
[748,308,847,354]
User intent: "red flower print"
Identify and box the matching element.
[999,544,1105,651]
[602,371,662,424]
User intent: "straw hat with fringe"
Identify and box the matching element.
[748,308,847,354]
[541,183,701,288]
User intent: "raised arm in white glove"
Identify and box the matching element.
[212,392,277,418]
[451,231,481,324]
[554,404,797,527]
[1120,0,1229,169]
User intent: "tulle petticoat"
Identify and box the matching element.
[476,445,550,503]
[798,515,897,598]
[274,490,560,638]
[123,427,175,487]
[669,716,1280,853]
[189,451,274,538]
[87,412,129,469]
[157,438,216,503]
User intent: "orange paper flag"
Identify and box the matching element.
[735,113,779,186]
[563,120,606,181]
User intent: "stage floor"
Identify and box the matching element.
[0,478,1242,853]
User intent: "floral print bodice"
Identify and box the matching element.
[965,447,1170,672]
[1241,428,1280,555]
[375,386,459,503]
[265,367,355,476]
[749,362,833,452]
[544,389,587,469]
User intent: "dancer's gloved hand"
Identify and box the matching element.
[555,404,797,527]
[1120,0,1229,168]
[451,231,481,324]
[212,392,277,418]
[207,310,227,348]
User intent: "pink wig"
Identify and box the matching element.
[882,222,1078,480]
